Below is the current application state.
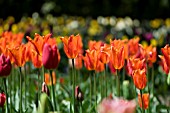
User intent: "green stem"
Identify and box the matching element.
[9,72,12,113]
[19,67,22,113]
[116,70,120,97]
[24,65,27,110]
[3,78,9,113]
[151,66,154,95]
[49,70,57,111]
[104,64,107,97]
[94,71,97,110]
[90,74,92,111]
[79,101,83,113]
[140,90,144,113]
[72,59,75,113]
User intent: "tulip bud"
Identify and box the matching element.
[41,82,50,96]
[42,43,60,69]
[75,86,83,102]
[0,54,12,77]
[0,92,6,107]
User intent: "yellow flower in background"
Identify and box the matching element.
[150,19,162,29]
[42,29,50,36]
[122,35,129,40]
[141,41,148,48]
[0,27,3,36]
[165,18,170,28]
[12,24,18,33]
[150,39,157,47]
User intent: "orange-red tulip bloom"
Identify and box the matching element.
[84,49,98,71]
[159,55,169,74]
[8,44,26,67]
[60,34,83,59]
[138,93,149,109]
[98,44,111,64]
[161,44,170,68]
[84,49,104,72]
[44,71,56,85]
[144,45,157,66]
[110,39,125,70]
[88,40,104,51]
[132,69,147,90]
[127,57,145,76]
[110,45,125,70]
[128,37,140,57]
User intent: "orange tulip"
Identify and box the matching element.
[8,44,26,67]
[132,69,147,90]
[88,40,104,51]
[24,42,33,62]
[26,33,51,56]
[138,93,149,109]
[159,55,169,74]
[31,50,43,68]
[60,34,83,59]
[144,45,157,66]
[128,37,140,57]
[74,54,83,70]
[95,60,104,72]
[127,57,146,76]
[161,44,170,68]
[26,33,55,68]
[44,71,56,85]
[110,39,125,70]
[83,49,98,71]
[98,44,111,64]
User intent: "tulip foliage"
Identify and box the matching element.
[0,29,169,113]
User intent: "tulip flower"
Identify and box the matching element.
[98,44,110,64]
[8,44,26,67]
[88,40,104,51]
[0,92,6,107]
[60,34,83,59]
[132,69,147,90]
[74,54,83,70]
[83,49,98,71]
[0,54,12,77]
[161,44,170,68]
[41,82,50,96]
[144,45,157,66]
[110,45,125,70]
[42,43,60,69]
[128,37,140,57]
[44,71,56,85]
[75,86,83,102]
[110,39,125,70]
[97,98,136,113]
[159,55,169,74]
[138,93,149,109]
[126,57,145,76]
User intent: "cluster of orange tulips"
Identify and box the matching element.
[0,31,169,113]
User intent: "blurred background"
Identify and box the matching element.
[0,0,170,21]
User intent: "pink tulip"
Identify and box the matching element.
[0,92,6,107]
[0,54,12,77]
[97,98,136,113]
[42,43,60,69]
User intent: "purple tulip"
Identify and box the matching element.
[0,54,12,77]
